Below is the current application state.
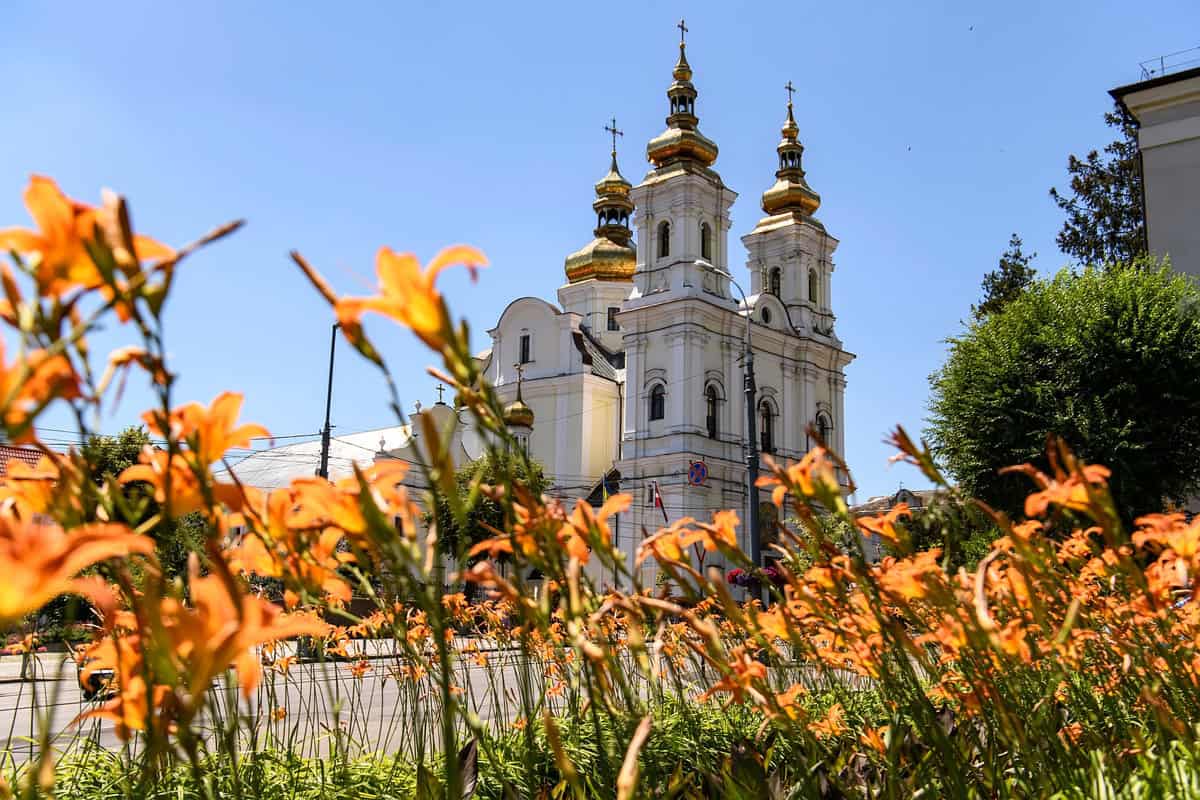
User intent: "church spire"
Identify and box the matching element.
[760,81,821,217]
[563,119,636,284]
[646,20,718,169]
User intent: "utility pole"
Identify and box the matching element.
[318,322,339,480]
[744,345,761,570]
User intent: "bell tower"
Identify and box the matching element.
[742,82,839,339]
[629,20,736,301]
[558,119,638,352]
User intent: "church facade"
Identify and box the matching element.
[479,31,854,583]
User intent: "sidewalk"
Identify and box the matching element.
[0,635,522,684]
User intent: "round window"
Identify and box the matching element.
[761,307,772,324]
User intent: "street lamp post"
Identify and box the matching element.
[318,322,339,480]
[702,263,761,571]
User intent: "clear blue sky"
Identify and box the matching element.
[2,1,1195,499]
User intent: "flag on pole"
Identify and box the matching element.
[652,480,669,525]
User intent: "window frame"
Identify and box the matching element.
[518,333,532,364]
[649,383,666,422]
[606,306,620,332]
[705,384,719,439]
[759,399,777,454]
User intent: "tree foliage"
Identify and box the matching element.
[431,450,549,562]
[81,426,206,578]
[1050,102,1145,266]
[928,261,1200,521]
[973,233,1036,320]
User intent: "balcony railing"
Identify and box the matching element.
[1139,46,1200,81]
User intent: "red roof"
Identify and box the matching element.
[0,445,45,476]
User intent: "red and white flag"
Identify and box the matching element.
[651,480,669,525]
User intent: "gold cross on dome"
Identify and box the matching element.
[435,383,445,403]
[784,80,796,105]
[513,362,525,383]
[677,18,688,43]
[605,117,624,156]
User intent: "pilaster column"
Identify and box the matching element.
[624,336,649,441]
[782,361,801,456]
[666,330,688,433]
[802,366,817,452]
[688,331,710,435]
[833,374,848,456]
[720,338,737,455]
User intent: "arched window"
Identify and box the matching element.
[657,221,671,259]
[816,412,833,445]
[759,400,776,454]
[769,267,781,298]
[808,269,819,304]
[705,385,719,439]
[700,222,712,260]
[649,384,666,422]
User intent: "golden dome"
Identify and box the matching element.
[565,129,637,284]
[503,397,534,429]
[565,236,636,283]
[760,94,821,217]
[646,38,719,169]
[503,374,534,428]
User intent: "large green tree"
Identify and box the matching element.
[927,262,1200,522]
[973,233,1037,320]
[1050,102,1146,266]
[430,450,549,563]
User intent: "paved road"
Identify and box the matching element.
[0,646,860,765]
[0,648,677,763]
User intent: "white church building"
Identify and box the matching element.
[477,32,854,583]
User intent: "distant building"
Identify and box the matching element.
[1112,51,1200,277]
[223,400,480,495]
[480,29,855,586]
[851,487,943,561]
[0,444,45,476]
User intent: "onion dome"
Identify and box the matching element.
[503,369,534,429]
[564,120,637,283]
[646,23,719,168]
[761,83,821,217]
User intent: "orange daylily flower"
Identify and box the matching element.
[755,607,793,642]
[757,447,840,506]
[335,245,487,352]
[856,502,911,547]
[0,518,153,625]
[860,725,888,755]
[808,702,847,740]
[878,549,946,603]
[558,493,632,563]
[637,517,697,566]
[143,392,269,467]
[226,488,352,606]
[120,449,252,516]
[0,345,80,442]
[1004,461,1111,519]
[0,176,172,298]
[770,682,806,721]
[81,558,328,739]
[697,646,768,705]
[0,454,62,518]
[679,509,739,553]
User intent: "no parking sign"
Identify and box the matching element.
[687,460,708,486]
